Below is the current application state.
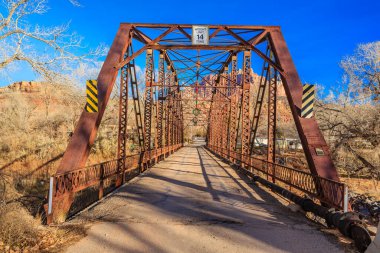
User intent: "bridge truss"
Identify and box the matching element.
[48,24,346,224]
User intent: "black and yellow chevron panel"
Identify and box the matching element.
[85,80,98,113]
[301,84,315,118]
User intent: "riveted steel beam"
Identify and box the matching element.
[269,28,341,206]
[144,49,154,153]
[241,51,251,158]
[117,51,129,186]
[267,67,277,182]
[57,25,132,174]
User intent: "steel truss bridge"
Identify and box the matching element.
[45,24,372,251]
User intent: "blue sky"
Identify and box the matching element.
[1,0,379,89]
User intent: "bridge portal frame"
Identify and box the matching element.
[50,24,342,223]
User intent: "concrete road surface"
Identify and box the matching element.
[65,143,344,253]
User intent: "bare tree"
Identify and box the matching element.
[316,41,380,180]
[340,42,380,101]
[0,0,106,82]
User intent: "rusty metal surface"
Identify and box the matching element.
[49,144,182,223]
[117,52,129,185]
[53,23,343,223]
[207,145,345,209]
[241,51,251,158]
[267,67,277,182]
[144,50,154,152]
[165,67,172,149]
[268,28,341,207]
[268,29,339,181]
[57,25,132,174]
[156,53,165,150]
[129,49,145,150]
[250,46,270,155]
[228,55,238,160]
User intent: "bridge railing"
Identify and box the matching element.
[207,145,346,210]
[47,143,182,223]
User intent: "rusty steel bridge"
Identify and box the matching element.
[44,24,372,252]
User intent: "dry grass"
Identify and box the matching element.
[0,83,118,252]
[0,203,87,252]
[0,203,39,250]
[341,177,380,200]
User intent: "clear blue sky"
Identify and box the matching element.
[2,0,379,89]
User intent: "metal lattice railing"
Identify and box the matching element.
[53,144,182,199]
[47,144,182,221]
[207,144,346,209]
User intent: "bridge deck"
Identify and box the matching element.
[65,143,343,253]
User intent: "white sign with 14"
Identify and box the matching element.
[192,25,209,45]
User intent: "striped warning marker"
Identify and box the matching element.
[301,84,315,118]
[85,80,98,113]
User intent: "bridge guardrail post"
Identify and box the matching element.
[122,157,127,184]
[46,176,54,224]
[139,151,145,172]
[249,156,253,173]
[116,159,122,188]
[343,184,348,212]
[99,163,104,200]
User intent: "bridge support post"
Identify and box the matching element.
[144,49,154,166]
[221,66,229,158]
[241,51,251,168]
[267,66,277,183]
[228,54,238,162]
[155,52,165,162]
[98,164,104,199]
[117,51,129,186]
[269,28,341,205]
[165,66,172,157]
[49,25,132,223]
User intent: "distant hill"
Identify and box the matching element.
[0,81,46,93]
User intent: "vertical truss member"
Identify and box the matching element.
[129,49,145,151]
[235,74,243,161]
[175,87,181,145]
[241,51,251,165]
[214,82,220,150]
[179,90,184,145]
[172,90,177,146]
[215,81,222,153]
[170,85,175,149]
[165,66,172,154]
[128,48,145,172]
[177,85,183,145]
[117,52,129,185]
[172,88,177,147]
[221,66,229,155]
[153,84,158,153]
[250,45,271,155]
[157,53,165,152]
[207,82,216,147]
[267,66,277,182]
[144,49,154,154]
[228,54,238,161]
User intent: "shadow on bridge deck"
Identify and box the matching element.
[64,143,344,253]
